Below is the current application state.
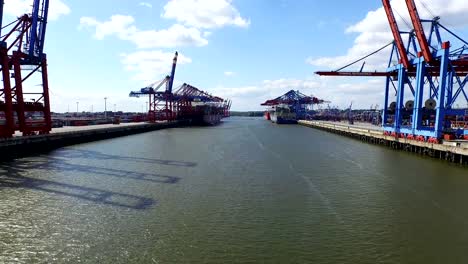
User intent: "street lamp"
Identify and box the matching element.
[104,97,108,118]
[76,101,79,114]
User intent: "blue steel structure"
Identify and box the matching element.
[28,0,49,62]
[381,0,468,142]
[0,0,52,137]
[317,0,468,142]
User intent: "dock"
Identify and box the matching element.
[0,122,179,160]
[299,120,468,165]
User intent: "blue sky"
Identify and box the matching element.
[3,0,468,112]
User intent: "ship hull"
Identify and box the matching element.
[270,110,297,124]
[178,105,224,126]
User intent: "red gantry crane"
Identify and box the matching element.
[0,0,52,137]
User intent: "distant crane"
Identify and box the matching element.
[129,52,231,121]
[129,52,177,122]
[347,101,354,125]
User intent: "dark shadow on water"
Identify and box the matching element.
[0,164,154,210]
[18,156,182,184]
[0,150,197,209]
[55,148,197,168]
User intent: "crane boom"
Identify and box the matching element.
[29,0,49,60]
[316,71,392,77]
[167,51,178,93]
[404,0,432,62]
[382,0,411,69]
[0,0,4,36]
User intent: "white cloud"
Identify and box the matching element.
[132,24,208,48]
[139,2,153,8]
[307,0,468,71]
[120,50,192,83]
[4,0,70,21]
[224,71,235,77]
[79,15,136,40]
[162,0,250,29]
[80,15,208,48]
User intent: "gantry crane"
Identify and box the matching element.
[316,0,468,141]
[130,52,231,122]
[0,0,52,137]
[260,90,329,120]
[129,52,178,122]
[382,0,468,141]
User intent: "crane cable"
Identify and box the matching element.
[334,42,393,72]
[0,18,21,39]
[395,9,412,31]
[418,0,435,19]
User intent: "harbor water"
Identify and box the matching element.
[1,117,467,263]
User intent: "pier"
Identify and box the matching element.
[0,122,178,160]
[299,120,468,165]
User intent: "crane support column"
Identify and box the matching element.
[412,57,426,132]
[434,44,450,138]
[41,56,52,132]
[394,65,407,132]
[0,42,14,137]
[382,76,391,126]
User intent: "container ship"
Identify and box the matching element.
[178,103,226,126]
[269,105,297,124]
[261,90,328,125]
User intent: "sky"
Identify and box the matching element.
[3,0,468,112]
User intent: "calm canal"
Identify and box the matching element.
[1,117,467,263]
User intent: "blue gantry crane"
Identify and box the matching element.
[260,90,329,120]
[317,0,468,142]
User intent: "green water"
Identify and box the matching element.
[1,117,467,263]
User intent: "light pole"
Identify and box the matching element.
[104,97,108,118]
[76,101,79,114]
[145,101,148,112]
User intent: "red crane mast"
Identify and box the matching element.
[382,0,411,69]
[404,0,433,63]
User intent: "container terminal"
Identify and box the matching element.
[260,0,468,164]
[0,0,230,158]
[2,1,468,262]
[0,0,467,166]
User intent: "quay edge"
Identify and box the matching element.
[0,121,180,160]
[298,120,468,165]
